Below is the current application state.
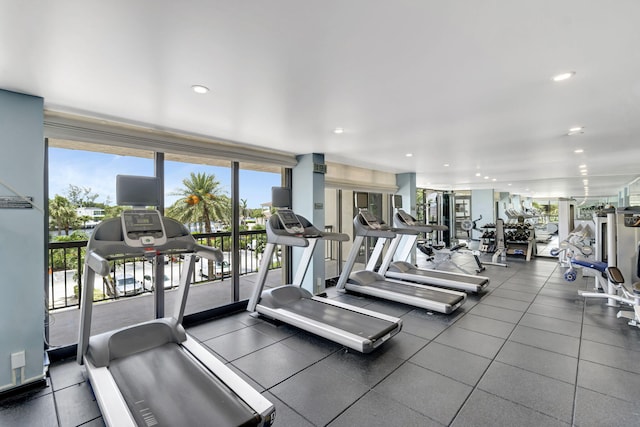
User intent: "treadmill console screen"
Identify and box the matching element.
[277,209,305,234]
[121,209,167,247]
[360,210,381,229]
[396,210,416,226]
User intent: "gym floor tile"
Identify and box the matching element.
[409,341,492,386]
[518,312,582,337]
[537,287,587,302]
[250,318,299,341]
[501,275,547,287]
[0,390,58,427]
[269,362,369,426]
[53,381,102,427]
[495,341,578,384]
[526,301,584,323]
[320,345,406,387]
[261,392,315,427]
[278,330,344,358]
[202,326,278,361]
[495,282,542,295]
[577,360,640,402]
[187,315,254,342]
[477,361,575,422]
[467,303,524,324]
[580,339,640,375]
[490,288,538,303]
[232,341,323,389]
[373,362,472,426]
[581,323,640,352]
[453,313,516,339]
[377,330,430,360]
[533,294,584,310]
[479,295,531,312]
[573,386,640,427]
[398,313,450,340]
[509,325,580,357]
[451,389,570,427]
[434,326,505,359]
[48,359,84,391]
[327,389,442,427]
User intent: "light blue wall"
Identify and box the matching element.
[395,173,416,215]
[395,173,416,262]
[292,153,325,294]
[0,89,45,390]
[471,189,495,239]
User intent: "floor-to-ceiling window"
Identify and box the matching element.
[46,142,283,348]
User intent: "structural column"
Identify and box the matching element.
[0,89,45,391]
[395,173,416,263]
[292,153,326,294]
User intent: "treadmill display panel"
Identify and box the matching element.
[122,210,167,246]
[396,210,416,226]
[360,210,381,229]
[277,209,305,234]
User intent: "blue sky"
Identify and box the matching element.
[48,148,280,209]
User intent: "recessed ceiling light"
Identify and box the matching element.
[568,126,585,136]
[333,127,344,134]
[574,149,584,153]
[405,153,413,157]
[492,178,497,182]
[508,183,512,186]
[443,163,450,167]
[579,164,587,168]
[192,85,209,94]
[484,176,489,180]
[475,173,481,177]
[552,71,576,82]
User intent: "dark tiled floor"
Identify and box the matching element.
[3,254,640,426]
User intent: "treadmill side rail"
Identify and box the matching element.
[84,358,137,427]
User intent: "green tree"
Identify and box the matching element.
[66,184,99,207]
[166,173,230,279]
[166,172,230,233]
[239,198,249,225]
[49,231,89,271]
[49,195,80,235]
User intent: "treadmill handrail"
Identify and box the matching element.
[353,215,397,238]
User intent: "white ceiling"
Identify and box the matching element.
[2,0,639,200]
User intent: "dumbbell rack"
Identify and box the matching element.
[480,222,536,262]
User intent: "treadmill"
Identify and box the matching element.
[77,177,274,427]
[377,203,489,294]
[247,207,402,353]
[335,207,466,314]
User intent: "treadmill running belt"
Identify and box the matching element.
[399,266,488,285]
[351,279,464,305]
[108,343,260,427]
[284,298,398,340]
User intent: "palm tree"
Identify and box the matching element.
[239,198,248,225]
[166,172,229,233]
[49,195,79,235]
[166,173,230,279]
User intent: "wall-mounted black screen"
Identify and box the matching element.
[355,192,368,209]
[116,175,161,207]
[272,187,291,209]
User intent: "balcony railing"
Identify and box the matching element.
[48,229,274,310]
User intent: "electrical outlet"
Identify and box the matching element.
[11,351,25,369]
